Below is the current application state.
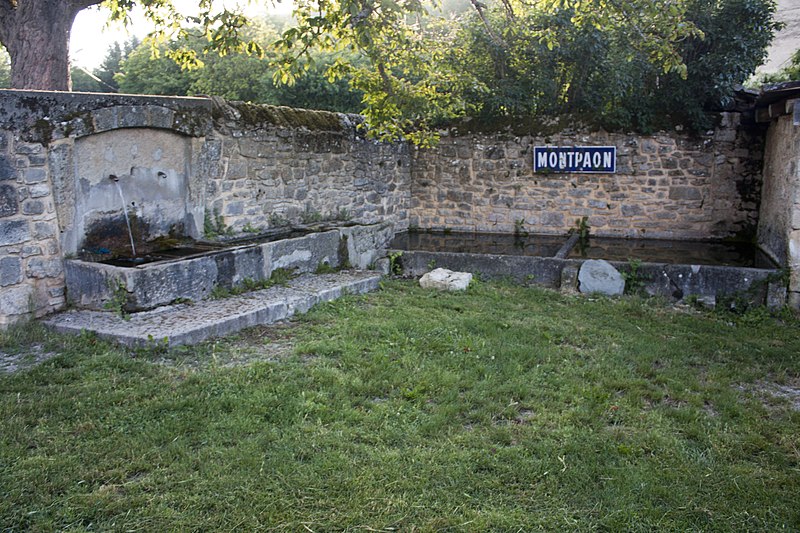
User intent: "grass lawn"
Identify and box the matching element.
[1,279,799,531]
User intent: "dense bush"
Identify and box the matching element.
[448,0,780,132]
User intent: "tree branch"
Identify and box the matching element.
[468,0,508,49]
[67,0,104,10]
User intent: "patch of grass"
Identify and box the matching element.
[2,282,800,530]
[209,268,296,299]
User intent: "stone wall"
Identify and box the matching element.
[0,90,409,327]
[758,105,800,306]
[0,90,779,326]
[208,101,411,233]
[0,130,65,325]
[410,113,763,240]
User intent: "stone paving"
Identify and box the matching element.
[44,271,382,347]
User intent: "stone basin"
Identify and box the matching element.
[66,222,394,312]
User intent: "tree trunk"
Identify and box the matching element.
[0,0,100,91]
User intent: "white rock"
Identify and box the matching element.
[419,268,473,291]
[578,259,625,296]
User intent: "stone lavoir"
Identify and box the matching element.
[0,84,798,327]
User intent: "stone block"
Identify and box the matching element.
[419,268,472,291]
[0,184,18,217]
[16,143,42,155]
[33,222,55,239]
[26,257,63,279]
[92,107,119,132]
[28,183,50,198]
[668,187,702,201]
[578,259,625,296]
[24,168,46,183]
[22,200,45,215]
[0,220,29,245]
[147,106,176,130]
[559,262,580,294]
[20,245,41,257]
[0,256,22,286]
[0,155,15,181]
[119,106,149,129]
[621,204,643,216]
[0,284,34,319]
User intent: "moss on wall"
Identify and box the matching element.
[230,102,344,131]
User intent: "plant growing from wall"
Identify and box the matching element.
[571,216,591,257]
[268,212,290,228]
[513,219,528,238]
[621,259,650,296]
[103,278,130,320]
[301,209,323,224]
[204,208,230,239]
[388,251,403,276]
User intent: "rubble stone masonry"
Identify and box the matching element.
[410,113,764,239]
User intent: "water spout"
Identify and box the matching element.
[110,174,137,257]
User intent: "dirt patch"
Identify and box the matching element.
[737,378,800,412]
[0,345,58,374]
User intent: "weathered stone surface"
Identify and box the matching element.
[24,168,46,184]
[409,119,761,240]
[21,200,44,215]
[26,258,62,279]
[0,256,22,286]
[46,271,382,347]
[578,259,625,296]
[0,155,15,181]
[0,184,18,217]
[0,284,34,321]
[0,220,29,245]
[419,268,472,291]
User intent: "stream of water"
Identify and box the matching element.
[114,181,137,257]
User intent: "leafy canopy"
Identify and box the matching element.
[66,0,779,141]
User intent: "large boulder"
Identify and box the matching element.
[419,268,473,291]
[578,259,625,296]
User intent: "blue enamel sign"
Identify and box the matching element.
[534,146,616,174]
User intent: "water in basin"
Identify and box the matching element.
[568,237,776,268]
[389,231,566,257]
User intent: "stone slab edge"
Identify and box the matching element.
[43,272,382,347]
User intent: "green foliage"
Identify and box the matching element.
[388,251,404,275]
[300,209,323,224]
[315,261,339,274]
[268,212,290,228]
[0,46,9,88]
[73,39,139,93]
[621,259,650,296]
[65,0,780,139]
[210,268,297,299]
[446,0,780,132]
[760,48,800,83]
[103,278,130,320]
[111,20,363,113]
[203,208,229,239]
